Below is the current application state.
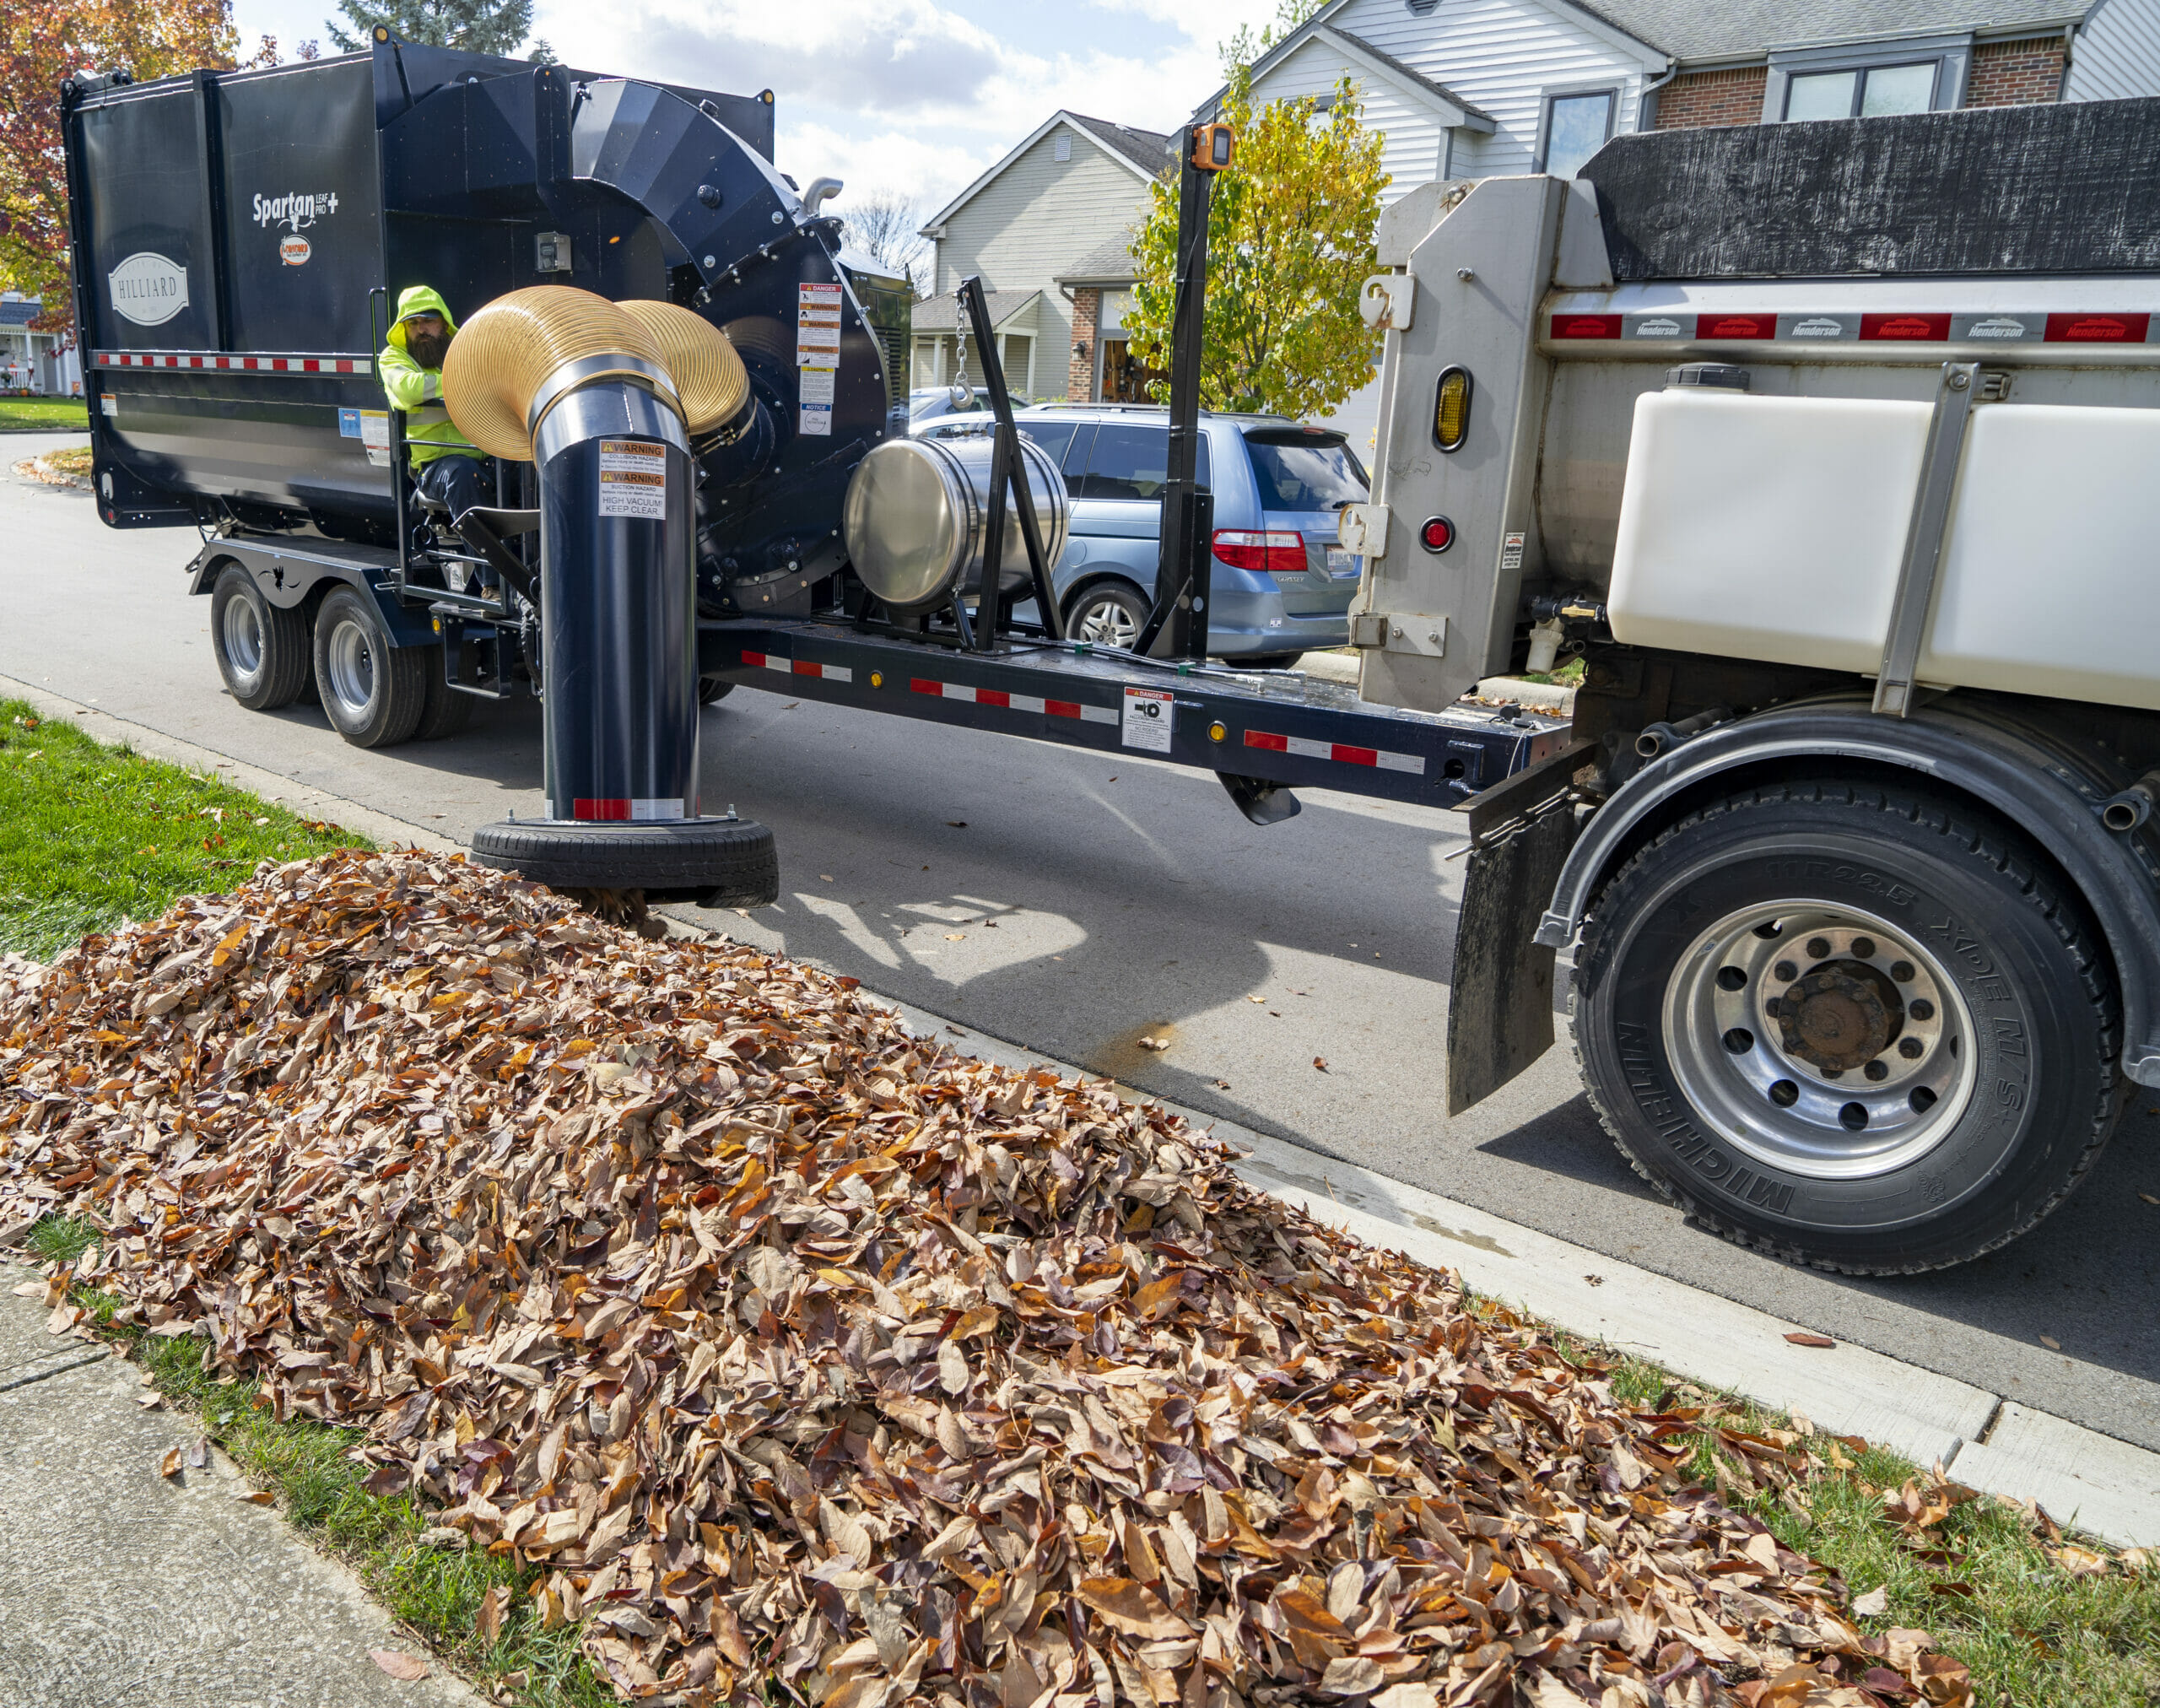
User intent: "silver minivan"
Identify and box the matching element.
[919,404,1368,665]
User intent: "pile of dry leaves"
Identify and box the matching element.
[0,851,1974,1708]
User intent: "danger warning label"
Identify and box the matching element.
[1121,686,1174,753]
[597,440,667,520]
[797,282,841,436]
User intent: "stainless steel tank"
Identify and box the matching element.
[842,433,1069,614]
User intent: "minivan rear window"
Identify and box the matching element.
[1244,431,1367,513]
[1075,424,1211,500]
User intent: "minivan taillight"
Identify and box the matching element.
[1212,529,1306,575]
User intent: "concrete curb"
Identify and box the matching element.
[0,673,462,858]
[8,685,2148,1547]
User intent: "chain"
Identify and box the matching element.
[948,287,974,407]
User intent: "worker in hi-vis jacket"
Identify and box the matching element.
[378,284,488,522]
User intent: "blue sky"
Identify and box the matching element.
[231,0,1277,220]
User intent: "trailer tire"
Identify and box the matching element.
[698,675,735,705]
[312,586,428,749]
[1571,776,2123,1273]
[412,655,475,741]
[211,564,312,711]
[471,818,778,908]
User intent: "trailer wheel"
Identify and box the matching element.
[698,675,735,705]
[1572,776,2123,1273]
[210,564,311,711]
[312,586,428,749]
[411,657,475,741]
[471,818,778,908]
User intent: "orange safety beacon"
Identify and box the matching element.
[1190,123,1234,172]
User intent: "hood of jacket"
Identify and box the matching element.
[387,284,458,353]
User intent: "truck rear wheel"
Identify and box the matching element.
[211,563,311,711]
[313,586,428,749]
[1572,777,2123,1273]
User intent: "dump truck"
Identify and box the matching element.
[65,38,2159,1272]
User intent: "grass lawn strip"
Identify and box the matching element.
[0,397,90,430]
[0,700,361,960]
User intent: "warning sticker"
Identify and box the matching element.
[797,281,842,370]
[597,439,667,520]
[798,367,836,406]
[1499,531,1526,571]
[1121,686,1174,753]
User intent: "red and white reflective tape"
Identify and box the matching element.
[94,350,374,374]
[1551,311,2159,346]
[572,798,685,823]
[909,678,1119,725]
[1244,728,1425,775]
[740,649,852,684]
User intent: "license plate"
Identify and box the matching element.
[1326,548,1355,578]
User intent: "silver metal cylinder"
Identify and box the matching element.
[841,433,1070,614]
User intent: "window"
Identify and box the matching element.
[1016,419,1081,468]
[1785,60,1938,120]
[1243,432,1368,514]
[1054,131,1072,162]
[1538,89,1615,178]
[1074,424,1211,501]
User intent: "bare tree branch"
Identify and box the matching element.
[840,191,932,295]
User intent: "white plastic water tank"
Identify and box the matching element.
[1608,390,2160,710]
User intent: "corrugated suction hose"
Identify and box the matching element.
[617,300,751,440]
[443,286,739,462]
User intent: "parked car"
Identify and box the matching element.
[1015,405,1366,665]
[907,386,993,430]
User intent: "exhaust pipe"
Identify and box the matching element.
[445,288,776,903]
[1634,705,1731,759]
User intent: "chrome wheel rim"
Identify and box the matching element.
[221,595,264,684]
[1074,595,1141,650]
[324,618,377,720]
[1661,900,1975,1180]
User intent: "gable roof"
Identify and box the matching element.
[1056,236,1143,287]
[1321,27,1497,127]
[911,289,1041,333]
[920,111,1173,235]
[1588,0,2087,60]
[0,300,44,327]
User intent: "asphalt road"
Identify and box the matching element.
[7,432,2157,1452]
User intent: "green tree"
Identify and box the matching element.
[1124,64,1387,419]
[325,0,551,60]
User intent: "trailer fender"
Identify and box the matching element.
[1534,696,2160,1088]
[186,538,439,648]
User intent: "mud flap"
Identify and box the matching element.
[1445,803,1581,1114]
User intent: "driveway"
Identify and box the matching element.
[6,433,2157,1453]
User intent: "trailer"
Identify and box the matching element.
[68,39,2160,1271]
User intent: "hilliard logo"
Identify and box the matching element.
[252,191,339,232]
[108,251,189,327]
[279,235,312,267]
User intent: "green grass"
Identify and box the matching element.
[0,700,370,959]
[0,397,89,430]
[1520,654,1588,689]
[27,1219,610,1707]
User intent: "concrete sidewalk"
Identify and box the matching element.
[0,1274,472,1708]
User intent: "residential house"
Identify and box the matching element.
[1,295,81,396]
[1209,0,2160,441]
[913,112,1174,405]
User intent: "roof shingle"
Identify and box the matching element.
[1582,0,2082,62]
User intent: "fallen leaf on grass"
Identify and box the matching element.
[1785,1332,1836,1348]
[1852,1585,1889,1617]
[476,1583,506,1645]
[369,1649,429,1681]
[2052,1543,2111,1576]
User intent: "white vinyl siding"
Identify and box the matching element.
[1249,35,1453,195]
[1326,0,1661,184]
[2065,0,2160,100]
[926,123,1156,402]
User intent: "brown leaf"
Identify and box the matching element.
[1784,1332,1836,1348]
[156,1446,181,1478]
[1312,1056,1330,1072]
[2039,1334,2062,1350]
[476,1583,506,1646]
[369,1649,430,1681]
[1852,1585,1889,1617]
[1077,1576,1188,1640]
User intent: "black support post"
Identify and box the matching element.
[958,276,1063,649]
[1136,130,1222,661]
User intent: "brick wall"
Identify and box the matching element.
[1067,288,1099,402]
[1966,35,2066,106]
[1651,67,1768,130]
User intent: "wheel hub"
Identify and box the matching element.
[1779,959,1903,1072]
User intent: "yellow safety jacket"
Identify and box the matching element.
[379,284,481,468]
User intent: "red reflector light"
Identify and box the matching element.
[1860,313,1951,342]
[1551,313,1623,340]
[574,798,630,822]
[1212,528,1307,575]
[1697,312,1776,340]
[2045,311,2150,343]
[1419,516,1455,553]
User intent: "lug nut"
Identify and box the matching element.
[1806,936,1833,959]
[1890,960,1915,982]
[1898,1037,1924,1059]
[1909,998,1935,1021]
[1864,1060,1888,1081]
[1851,936,1876,959]
[1774,960,1798,982]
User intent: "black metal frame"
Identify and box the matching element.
[956,276,1063,651]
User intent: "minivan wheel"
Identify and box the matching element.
[210,563,312,711]
[1572,776,2123,1273]
[1066,581,1149,651]
[312,586,429,749]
